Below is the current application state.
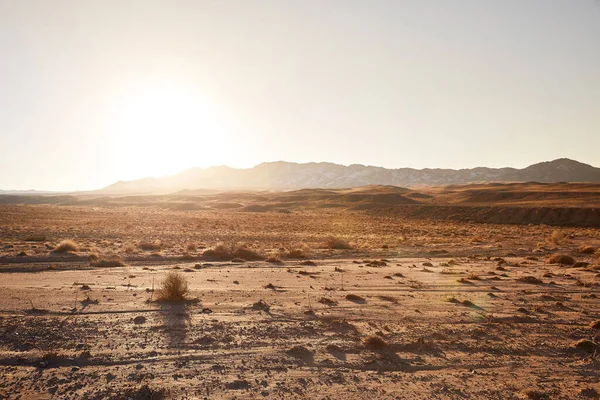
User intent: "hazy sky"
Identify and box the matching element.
[1,0,599,190]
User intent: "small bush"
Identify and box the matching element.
[546,253,575,265]
[547,230,567,245]
[283,249,307,259]
[203,243,263,261]
[363,335,388,350]
[577,245,596,255]
[92,257,126,268]
[156,272,189,302]
[53,240,79,253]
[324,236,353,250]
[139,240,161,251]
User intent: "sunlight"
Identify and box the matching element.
[112,83,230,180]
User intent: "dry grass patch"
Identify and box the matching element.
[363,335,388,350]
[53,240,79,253]
[203,243,264,261]
[156,272,189,302]
[577,245,596,254]
[546,253,575,265]
[139,240,162,251]
[92,256,126,268]
[324,236,353,250]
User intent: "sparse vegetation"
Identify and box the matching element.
[156,272,189,302]
[363,335,388,350]
[53,240,79,253]
[546,253,575,265]
[203,242,264,261]
[139,240,162,251]
[324,236,353,250]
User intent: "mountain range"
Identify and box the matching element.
[98,158,600,194]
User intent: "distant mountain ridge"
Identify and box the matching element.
[99,158,600,194]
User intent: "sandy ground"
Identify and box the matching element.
[1,255,599,399]
[0,198,599,399]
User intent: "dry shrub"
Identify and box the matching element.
[92,256,126,268]
[325,236,353,250]
[282,248,307,259]
[577,245,596,255]
[203,243,263,261]
[139,240,161,251]
[547,230,567,245]
[156,272,189,302]
[266,255,282,264]
[546,253,575,265]
[53,240,79,253]
[363,335,388,350]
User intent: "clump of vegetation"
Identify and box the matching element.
[203,242,264,261]
[577,245,596,254]
[282,248,308,259]
[53,240,79,254]
[546,253,575,265]
[92,256,126,268]
[139,240,162,251]
[266,255,283,264]
[324,236,353,250]
[547,230,568,245]
[156,272,189,302]
[363,335,388,350]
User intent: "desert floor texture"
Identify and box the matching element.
[0,184,599,399]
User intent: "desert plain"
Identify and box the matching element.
[0,183,599,399]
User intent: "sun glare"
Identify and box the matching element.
[112,84,230,180]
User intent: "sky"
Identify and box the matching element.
[0,0,599,191]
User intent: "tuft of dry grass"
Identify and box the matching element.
[546,253,575,265]
[203,242,264,261]
[92,256,126,268]
[156,272,189,302]
[324,236,353,250]
[547,230,567,245]
[139,240,162,251]
[53,240,79,253]
[266,255,283,264]
[363,335,388,350]
[577,245,596,254]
